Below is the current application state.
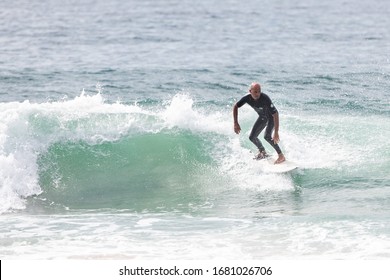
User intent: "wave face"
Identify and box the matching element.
[0,93,233,213]
[38,132,218,211]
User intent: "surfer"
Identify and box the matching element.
[233,82,286,164]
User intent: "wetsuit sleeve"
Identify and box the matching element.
[236,95,250,108]
[265,94,278,114]
[269,102,278,115]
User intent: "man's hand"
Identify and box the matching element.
[234,123,241,134]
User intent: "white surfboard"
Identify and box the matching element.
[259,158,298,173]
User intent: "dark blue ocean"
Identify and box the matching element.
[1,0,389,259]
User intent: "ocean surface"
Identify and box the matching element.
[1,0,389,259]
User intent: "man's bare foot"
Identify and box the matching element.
[274,154,286,164]
[254,151,270,160]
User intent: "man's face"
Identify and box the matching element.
[250,86,261,100]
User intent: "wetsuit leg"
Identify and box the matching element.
[264,117,283,154]
[249,116,267,152]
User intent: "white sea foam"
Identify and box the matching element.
[161,93,231,135]
[1,213,388,259]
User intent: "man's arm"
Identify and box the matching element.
[233,103,241,134]
[272,112,280,144]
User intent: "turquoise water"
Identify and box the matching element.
[1,0,389,259]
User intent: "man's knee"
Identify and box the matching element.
[264,135,273,143]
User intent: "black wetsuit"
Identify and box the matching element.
[236,93,283,155]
